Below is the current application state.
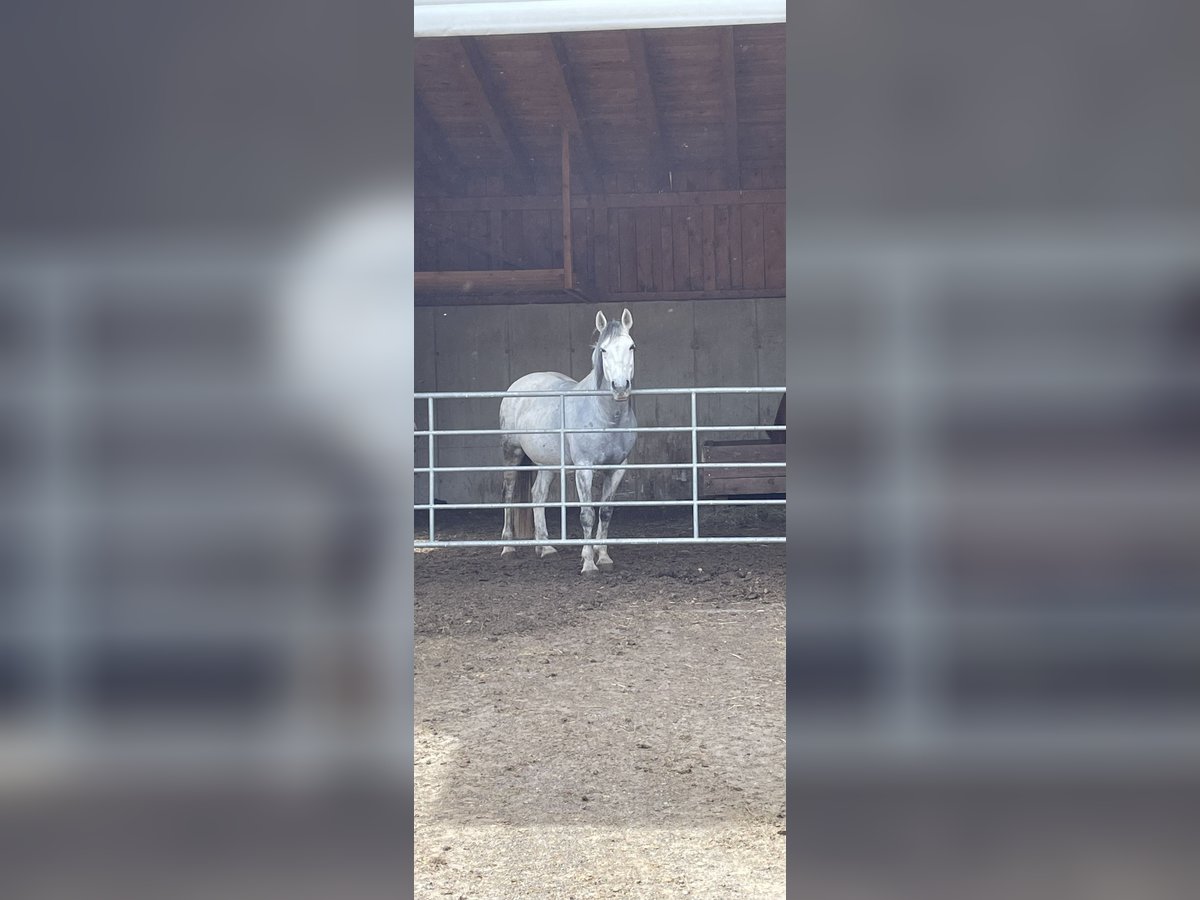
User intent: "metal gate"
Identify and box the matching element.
[414,385,786,547]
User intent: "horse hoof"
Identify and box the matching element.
[538,546,558,558]
[500,546,516,557]
[581,563,599,575]
[597,557,613,568]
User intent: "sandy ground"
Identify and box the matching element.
[414,509,786,899]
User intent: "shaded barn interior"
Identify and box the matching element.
[413,25,786,504]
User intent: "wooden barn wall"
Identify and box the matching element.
[414,297,785,507]
[415,185,785,301]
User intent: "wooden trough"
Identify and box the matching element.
[700,396,785,498]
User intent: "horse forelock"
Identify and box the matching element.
[590,319,625,382]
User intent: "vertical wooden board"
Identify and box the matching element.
[488,210,503,268]
[742,204,766,290]
[659,208,675,292]
[729,204,743,288]
[571,208,590,286]
[755,297,786,426]
[764,203,785,289]
[701,205,717,291]
[448,214,471,270]
[415,220,437,271]
[672,207,690,290]
[593,207,611,293]
[618,209,638,293]
[686,208,703,291]
[649,208,665,291]
[713,205,731,289]
[502,209,525,269]
[635,208,655,291]
[469,211,489,269]
[693,300,760,440]
[607,208,621,293]
[432,305,512,503]
[527,209,555,269]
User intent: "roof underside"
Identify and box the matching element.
[414,24,784,196]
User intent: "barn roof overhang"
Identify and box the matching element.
[415,0,785,38]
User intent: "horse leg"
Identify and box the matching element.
[532,469,557,558]
[499,444,523,557]
[574,468,598,574]
[594,466,626,568]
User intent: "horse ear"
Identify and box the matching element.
[595,310,607,332]
[621,308,633,331]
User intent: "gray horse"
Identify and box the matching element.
[499,309,637,574]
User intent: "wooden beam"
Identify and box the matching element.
[719,27,741,190]
[416,188,784,212]
[457,37,535,192]
[624,31,670,190]
[543,34,600,193]
[415,268,565,295]
[561,128,574,290]
[414,286,784,307]
[413,92,464,195]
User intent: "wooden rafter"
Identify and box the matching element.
[718,27,741,190]
[561,127,574,289]
[624,31,670,190]
[457,37,535,191]
[543,34,600,193]
[414,92,464,196]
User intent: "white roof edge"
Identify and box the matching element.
[414,0,785,38]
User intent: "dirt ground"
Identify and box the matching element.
[414,508,786,899]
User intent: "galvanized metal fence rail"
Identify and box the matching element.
[414,386,786,547]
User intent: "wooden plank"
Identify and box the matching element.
[636,208,655,291]
[713,205,731,290]
[414,287,785,308]
[719,27,741,190]
[502,209,524,268]
[607,206,621,293]
[764,202,785,290]
[593,205,610,293]
[469,211,489,269]
[650,208,665,291]
[701,442,786,464]
[729,204,744,288]
[672,207,690,290]
[572,207,590,288]
[686,208,703,291]
[659,207,675,292]
[561,128,573,289]
[625,31,670,190]
[618,208,638,293]
[702,205,717,291]
[416,189,784,212]
[488,209,503,268]
[415,268,564,294]
[457,37,535,192]
[701,471,784,497]
[742,203,765,291]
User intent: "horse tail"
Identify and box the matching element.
[513,454,535,540]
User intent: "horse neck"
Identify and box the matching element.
[579,363,632,424]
